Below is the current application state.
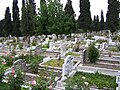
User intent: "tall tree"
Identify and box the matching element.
[36,0,48,35]
[12,0,21,36]
[0,19,4,37]
[106,0,119,33]
[21,0,35,43]
[92,15,97,31]
[4,7,13,37]
[96,15,100,31]
[64,0,76,33]
[21,0,26,36]
[29,0,36,14]
[77,0,92,33]
[92,15,100,32]
[100,10,105,30]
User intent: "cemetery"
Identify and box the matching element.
[0,0,120,89]
[0,30,120,89]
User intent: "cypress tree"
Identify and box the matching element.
[12,0,21,36]
[21,0,26,36]
[100,10,104,30]
[0,19,4,37]
[77,0,92,33]
[64,0,76,33]
[92,15,97,31]
[4,7,13,37]
[92,15,100,32]
[21,0,35,43]
[36,0,48,35]
[64,0,75,17]
[106,0,119,33]
[96,15,100,31]
[29,0,36,14]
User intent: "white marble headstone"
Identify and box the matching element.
[62,55,73,77]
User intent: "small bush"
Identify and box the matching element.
[87,44,100,63]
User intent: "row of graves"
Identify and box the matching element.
[0,34,82,89]
[0,30,120,89]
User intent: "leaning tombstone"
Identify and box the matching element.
[13,59,27,72]
[61,55,73,81]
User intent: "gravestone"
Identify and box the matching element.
[64,36,67,41]
[52,34,57,41]
[85,39,90,47]
[35,46,42,56]
[45,38,49,44]
[83,49,88,64]
[60,44,66,57]
[62,55,73,78]
[13,59,27,71]
[75,38,79,43]
[48,41,55,51]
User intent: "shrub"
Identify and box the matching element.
[87,44,100,63]
[0,65,5,82]
[7,69,25,90]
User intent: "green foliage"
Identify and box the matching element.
[0,19,4,37]
[65,72,116,89]
[7,69,25,90]
[100,10,105,30]
[87,44,100,63]
[43,59,64,68]
[108,47,119,52]
[12,0,21,36]
[77,0,92,32]
[64,0,76,33]
[36,0,75,36]
[0,65,6,82]
[66,52,80,56]
[24,55,43,64]
[2,56,14,66]
[42,44,49,48]
[106,0,119,33]
[31,69,56,90]
[29,57,41,74]
[21,0,35,37]
[4,7,13,37]
[92,15,100,31]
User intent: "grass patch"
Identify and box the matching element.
[43,59,64,68]
[66,52,80,56]
[107,47,119,52]
[65,72,116,89]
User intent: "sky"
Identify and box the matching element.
[0,0,110,20]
